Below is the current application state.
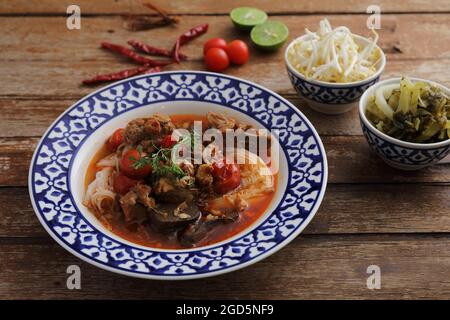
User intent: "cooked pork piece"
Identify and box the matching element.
[207,111,236,132]
[179,211,239,247]
[133,183,155,209]
[178,160,195,176]
[153,177,193,203]
[119,189,138,222]
[124,114,175,145]
[144,118,161,135]
[152,113,175,134]
[124,118,147,145]
[149,201,201,232]
[195,164,213,187]
[119,182,155,223]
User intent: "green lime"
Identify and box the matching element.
[250,20,289,51]
[230,7,268,31]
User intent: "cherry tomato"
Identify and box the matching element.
[107,128,125,151]
[113,172,138,195]
[204,47,230,72]
[203,38,227,54]
[212,160,241,194]
[120,149,152,179]
[160,134,178,148]
[226,40,249,65]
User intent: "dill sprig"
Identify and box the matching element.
[130,130,199,178]
[150,147,186,178]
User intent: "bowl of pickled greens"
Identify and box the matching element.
[359,77,450,170]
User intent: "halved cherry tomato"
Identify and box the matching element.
[160,134,178,148]
[204,47,230,72]
[212,160,241,194]
[113,172,138,195]
[120,149,152,179]
[107,128,125,151]
[203,38,227,54]
[226,40,249,65]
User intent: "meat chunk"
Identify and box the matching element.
[179,211,238,247]
[154,177,174,194]
[149,201,201,232]
[177,175,195,188]
[155,113,175,133]
[207,112,236,132]
[119,190,138,223]
[178,160,195,176]
[152,113,175,135]
[119,182,155,223]
[133,183,156,209]
[144,118,161,135]
[154,177,193,203]
[124,113,175,145]
[195,164,213,187]
[124,118,147,145]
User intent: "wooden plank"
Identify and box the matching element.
[0,97,364,137]
[0,100,71,137]
[1,0,449,15]
[0,137,38,186]
[2,15,449,62]
[2,184,449,238]
[1,136,449,187]
[1,58,448,100]
[325,136,450,184]
[1,15,449,99]
[2,234,450,299]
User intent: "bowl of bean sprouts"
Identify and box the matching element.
[285,19,386,114]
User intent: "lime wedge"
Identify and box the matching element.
[230,7,268,31]
[250,20,289,51]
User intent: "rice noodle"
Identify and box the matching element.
[97,153,119,168]
[83,167,116,213]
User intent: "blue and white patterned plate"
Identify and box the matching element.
[29,71,328,279]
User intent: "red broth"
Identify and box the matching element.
[84,114,277,249]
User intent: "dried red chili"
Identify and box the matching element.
[127,40,187,60]
[82,66,161,85]
[101,42,172,67]
[172,23,209,62]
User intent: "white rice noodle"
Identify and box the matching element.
[234,149,274,198]
[97,153,119,169]
[83,167,116,213]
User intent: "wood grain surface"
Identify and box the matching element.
[0,0,449,300]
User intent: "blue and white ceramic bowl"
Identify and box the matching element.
[285,34,386,115]
[359,77,450,170]
[29,71,328,279]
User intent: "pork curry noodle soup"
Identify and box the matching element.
[83,112,277,249]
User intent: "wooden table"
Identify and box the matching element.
[1,0,449,299]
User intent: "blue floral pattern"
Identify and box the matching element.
[287,68,380,104]
[361,119,450,167]
[29,72,327,279]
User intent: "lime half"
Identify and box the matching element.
[251,20,289,51]
[230,7,268,31]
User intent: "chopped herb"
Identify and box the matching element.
[129,130,199,178]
